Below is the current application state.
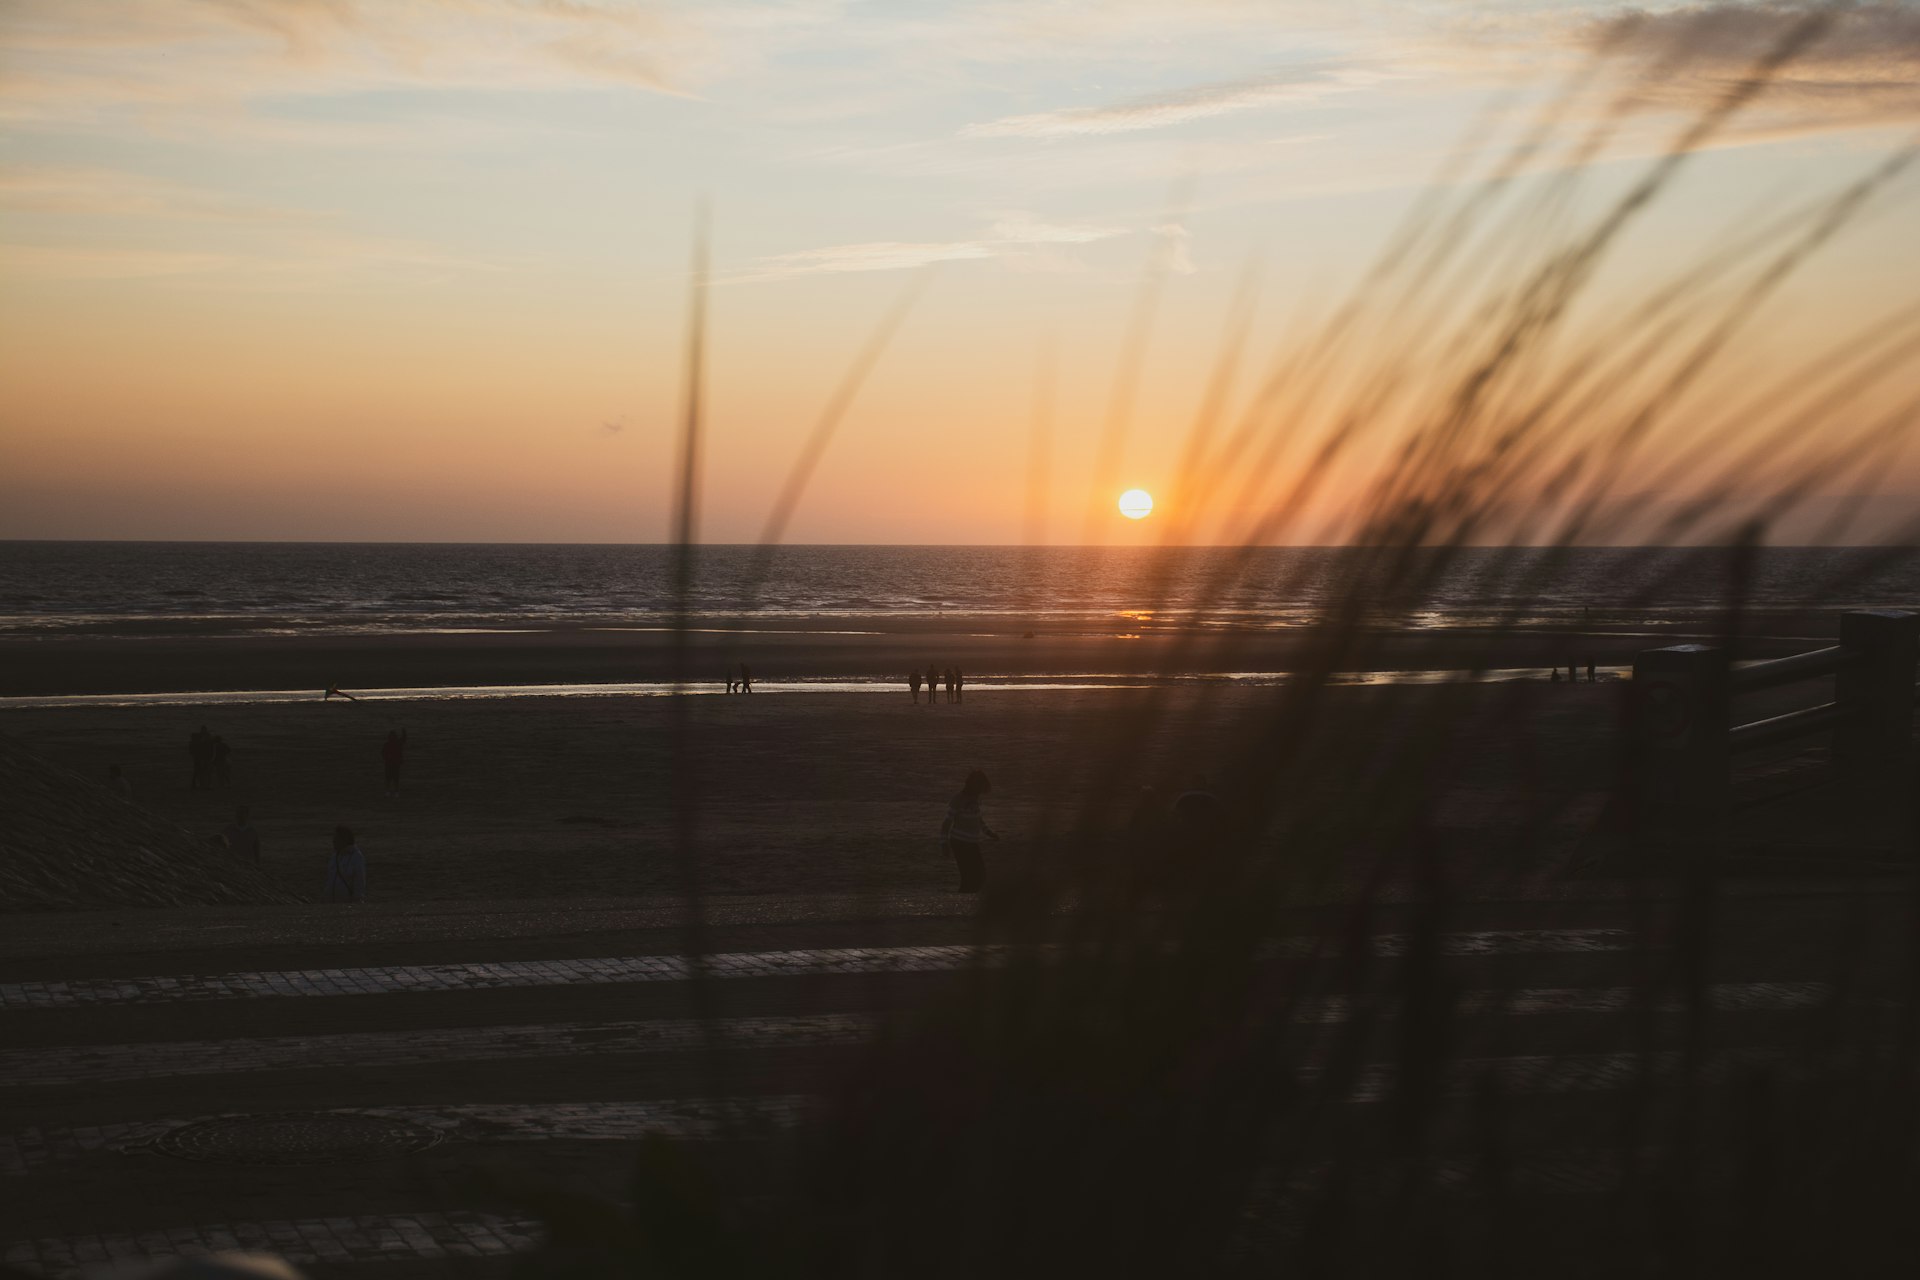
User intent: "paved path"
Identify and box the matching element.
[0,929,1637,1009]
[0,892,1905,1277]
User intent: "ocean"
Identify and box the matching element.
[2,542,1915,639]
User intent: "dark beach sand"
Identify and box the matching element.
[2,681,1640,905]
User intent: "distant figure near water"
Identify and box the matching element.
[941,769,1000,892]
[324,683,357,702]
[382,729,408,797]
[926,664,940,705]
[326,826,367,903]
[726,669,737,694]
[739,663,754,693]
[909,668,923,703]
[1587,661,1597,683]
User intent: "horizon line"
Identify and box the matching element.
[3,539,1916,551]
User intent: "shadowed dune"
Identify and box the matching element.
[0,734,303,911]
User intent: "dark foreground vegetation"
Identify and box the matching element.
[472,15,1920,1278]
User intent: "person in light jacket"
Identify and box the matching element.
[941,769,1000,892]
[325,826,367,904]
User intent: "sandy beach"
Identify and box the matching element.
[0,680,1643,905]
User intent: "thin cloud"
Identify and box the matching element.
[990,213,1126,244]
[729,239,995,283]
[1578,2,1920,129]
[0,228,504,287]
[0,0,709,121]
[729,211,1131,283]
[0,244,238,281]
[0,167,320,223]
[960,66,1379,139]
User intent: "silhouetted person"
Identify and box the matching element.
[188,726,213,791]
[739,663,753,693]
[211,735,232,789]
[382,729,407,797]
[324,682,357,702]
[326,826,367,903]
[1171,775,1222,835]
[726,668,737,694]
[954,667,964,703]
[223,805,261,863]
[107,764,133,801]
[926,664,940,705]
[1587,660,1597,683]
[1169,774,1227,884]
[944,667,956,703]
[941,769,1000,892]
[909,669,922,703]
[1550,667,1562,683]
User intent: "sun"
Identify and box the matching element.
[1118,489,1154,520]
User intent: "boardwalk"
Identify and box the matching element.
[1,887,1908,1276]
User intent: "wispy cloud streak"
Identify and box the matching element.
[1580,2,1920,129]
[960,66,1380,139]
[729,211,1131,282]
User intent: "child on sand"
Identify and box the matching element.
[325,826,367,903]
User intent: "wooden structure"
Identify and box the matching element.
[1626,610,1917,840]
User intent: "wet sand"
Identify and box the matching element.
[0,611,1831,698]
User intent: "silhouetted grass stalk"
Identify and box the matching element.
[504,18,1920,1276]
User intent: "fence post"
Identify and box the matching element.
[1628,643,1730,842]
[1836,609,1918,774]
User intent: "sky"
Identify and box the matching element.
[2,0,1918,544]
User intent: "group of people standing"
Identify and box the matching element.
[1551,662,1599,683]
[166,722,403,903]
[723,663,755,693]
[910,665,964,704]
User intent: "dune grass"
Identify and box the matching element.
[491,15,1920,1276]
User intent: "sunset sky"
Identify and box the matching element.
[3,1,1917,544]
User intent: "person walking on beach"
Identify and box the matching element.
[324,682,357,703]
[909,668,922,703]
[941,769,1000,892]
[223,805,261,863]
[187,726,213,791]
[926,664,941,705]
[325,826,367,903]
[381,729,408,797]
[739,663,754,693]
[726,668,737,694]
[1587,660,1596,683]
